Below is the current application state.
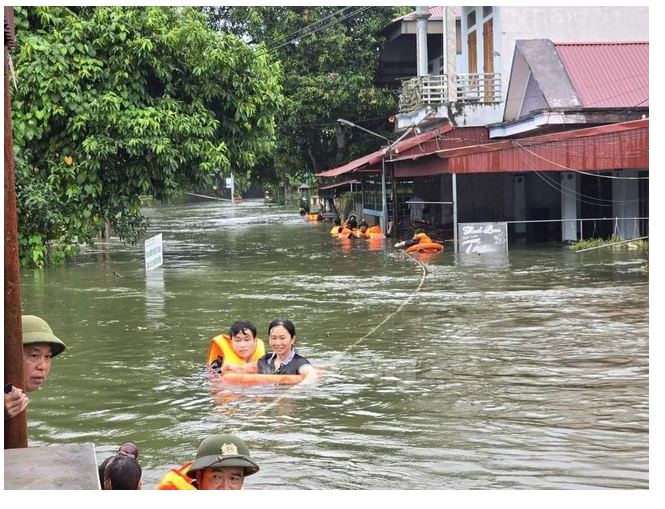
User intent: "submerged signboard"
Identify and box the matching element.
[458,222,508,254]
[144,233,163,271]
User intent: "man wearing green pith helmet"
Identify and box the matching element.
[4,315,68,421]
[157,434,260,490]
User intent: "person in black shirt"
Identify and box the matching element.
[256,319,319,384]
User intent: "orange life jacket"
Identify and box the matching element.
[157,462,196,490]
[414,232,433,244]
[207,334,266,367]
[367,225,381,234]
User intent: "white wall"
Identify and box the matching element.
[458,6,649,124]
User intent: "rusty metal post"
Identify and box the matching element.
[5,34,27,447]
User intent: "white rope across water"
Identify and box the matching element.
[330,252,428,358]
[231,250,430,428]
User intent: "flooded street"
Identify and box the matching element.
[19,199,649,490]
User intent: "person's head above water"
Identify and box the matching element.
[186,433,260,490]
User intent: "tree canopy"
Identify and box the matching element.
[204,6,410,188]
[11,6,283,266]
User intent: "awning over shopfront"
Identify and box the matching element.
[315,124,453,179]
[384,118,649,177]
[315,149,384,178]
[317,179,361,199]
[318,179,360,191]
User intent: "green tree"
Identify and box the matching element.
[204,6,409,187]
[11,6,283,267]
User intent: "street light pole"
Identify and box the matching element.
[337,118,412,236]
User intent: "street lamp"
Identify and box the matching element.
[337,119,413,235]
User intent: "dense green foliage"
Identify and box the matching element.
[204,6,410,191]
[11,6,283,266]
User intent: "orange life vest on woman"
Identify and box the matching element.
[207,334,266,367]
[157,462,196,490]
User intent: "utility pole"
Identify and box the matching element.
[4,5,27,449]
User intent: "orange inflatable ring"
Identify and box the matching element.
[221,373,305,385]
[406,242,443,253]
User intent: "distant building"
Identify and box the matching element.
[317,6,648,246]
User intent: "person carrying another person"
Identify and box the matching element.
[157,433,260,490]
[257,318,319,384]
[4,315,67,421]
[394,230,433,249]
[207,320,265,374]
[98,443,142,490]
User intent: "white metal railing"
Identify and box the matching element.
[398,73,502,113]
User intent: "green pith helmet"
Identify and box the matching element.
[186,434,260,478]
[21,315,67,357]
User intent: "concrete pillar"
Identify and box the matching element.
[444,6,457,102]
[612,170,639,240]
[513,175,526,235]
[416,6,430,77]
[561,172,579,241]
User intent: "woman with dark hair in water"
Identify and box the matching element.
[256,319,319,384]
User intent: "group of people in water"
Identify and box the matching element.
[5,314,315,489]
[207,318,319,383]
[330,213,385,239]
[163,317,318,489]
[329,213,439,254]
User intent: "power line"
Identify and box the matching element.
[264,7,354,52]
[255,6,374,57]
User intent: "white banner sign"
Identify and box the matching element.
[144,233,163,271]
[458,222,508,254]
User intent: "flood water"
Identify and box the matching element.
[18,199,649,490]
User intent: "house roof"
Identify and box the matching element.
[434,118,649,175]
[500,39,649,135]
[555,42,649,108]
[337,119,648,178]
[315,125,453,179]
[315,148,385,178]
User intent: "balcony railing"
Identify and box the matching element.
[398,73,502,113]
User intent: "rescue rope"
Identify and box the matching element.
[231,250,429,428]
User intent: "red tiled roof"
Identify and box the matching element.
[555,42,649,108]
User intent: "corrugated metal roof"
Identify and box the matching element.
[441,118,649,174]
[316,125,452,178]
[555,42,649,108]
[315,148,384,178]
[391,126,489,162]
